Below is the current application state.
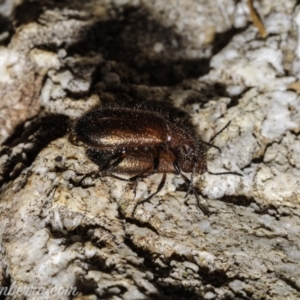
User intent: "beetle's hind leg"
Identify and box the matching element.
[111,172,154,182]
[100,149,129,171]
[86,148,129,172]
[131,173,166,218]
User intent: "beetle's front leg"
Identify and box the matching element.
[131,172,167,218]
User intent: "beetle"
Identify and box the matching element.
[71,107,242,216]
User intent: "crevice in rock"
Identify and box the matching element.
[0,273,11,300]
[278,274,300,293]
[220,195,256,208]
[0,114,69,186]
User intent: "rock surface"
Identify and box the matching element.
[1,0,300,299]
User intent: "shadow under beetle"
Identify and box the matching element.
[70,107,242,216]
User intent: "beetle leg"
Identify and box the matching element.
[208,170,243,177]
[131,173,166,218]
[127,172,153,181]
[181,170,194,200]
[180,172,209,215]
[184,157,197,198]
[110,166,156,182]
[173,161,181,175]
[100,148,129,171]
[68,132,81,146]
[180,172,195,203]
[110,173,149,181]
[109,174,132,181]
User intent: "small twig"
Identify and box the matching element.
[247,0,267,38]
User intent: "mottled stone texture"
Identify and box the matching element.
[1,0,300,299]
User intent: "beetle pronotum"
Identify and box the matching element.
[71,107,242,216]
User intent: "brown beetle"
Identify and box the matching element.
[71,107,242,215]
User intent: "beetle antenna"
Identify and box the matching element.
[208,170,243,176]
[199,121,232,153]
[209,121,231,143]
[199,141,221,153]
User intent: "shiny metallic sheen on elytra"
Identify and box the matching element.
[74,108,168,149]
[72,107,242,216]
